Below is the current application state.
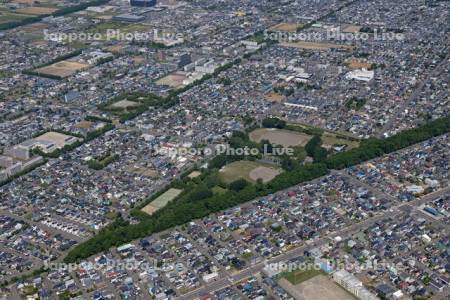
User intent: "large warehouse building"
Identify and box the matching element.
[130,0,157,7]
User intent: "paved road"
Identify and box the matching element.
[379,53,449,137]
[179,187,449,299]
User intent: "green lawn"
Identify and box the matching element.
[282,268,326,285]
[151,188,183,209]
[219,160,281,184]
[321,132,360,150]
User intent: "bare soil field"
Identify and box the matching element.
[110,100,140,109]
[249,166,281,183]
[35,131,80,148]
[156,72,187,89]
[341,24,362,33]
[265,92,286,103]
[281,41,354,51]
[269,22,302,32]
[16,6,58,15]
[35,61,88,78]
[279,275,356,300]
[345,60,372,69]
[249,128,311,147]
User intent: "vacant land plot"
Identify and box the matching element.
[141,188,182,215]
[265,92,286,103]
[16,6,57,15]
[280,275,356,300]
[35,131,80,148]
[110,99,140,109]
[341,24,362,33]
[35,61,88,78]
[156,72,187,89]
[269,22,302,32]
[281,41,354,51]
[219,160,281,184]
[345,60,372,69]
[249,128,311,147]
[75,120,93,129]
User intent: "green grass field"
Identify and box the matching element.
[321,132,360,150]
[0,13,30,24]
[282,268,326,285]
[151,188,182,209]
[219,160,282,184]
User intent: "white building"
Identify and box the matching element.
[333,270,379,300]
[345,69,374,82]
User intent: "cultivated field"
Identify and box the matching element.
[281,41,354,51]
[249,128,311,147]
[35,61,88,78]
[219,160,281,184]
[156,72,187,89]
[141,188,182,215]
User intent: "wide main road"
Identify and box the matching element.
[179,187,449,299]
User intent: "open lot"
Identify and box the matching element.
[141,188,182,215]
[35,131,80,148]
[269,22,302,32]
[345,59,372,70]
[156,72,187,89]
[16,6,57,15]
[35,61,89,78]
[110,99,140,109]
[279,275,356,300]
[219,160,281,184]
[249,128,311,147]
[341,24,362,33]
[264,92,286,103]
[280,41,354,51]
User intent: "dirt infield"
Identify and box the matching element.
[141,204,159,215]
[249,166,281,183]
[219,161,282,184]
[279,275,356,300]
[141,188,182,215]
[249,128,311,147]
[35,61,89,78]
[280,41,354,51]
[16,6,58,15]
